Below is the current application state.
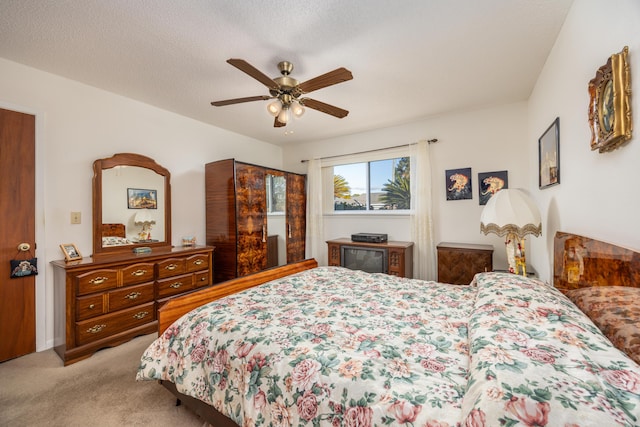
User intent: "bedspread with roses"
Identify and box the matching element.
[137,268,640,426]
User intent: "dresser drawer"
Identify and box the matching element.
[76,294,104,321]
[157,273,193,298]
[109,282,154,312]
[156,258,187,279]
[194,270,210,289]
[76,269,118,295]
[75,302,155,346]
[121,262,155,286]
[186,253,209,273]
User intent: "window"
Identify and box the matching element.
[332,156,410,211]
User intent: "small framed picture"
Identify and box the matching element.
[127,188,157,209]
[445,167,472,200]
[478,170,508,205]
[538,117,560,189]
[60,243,82,262]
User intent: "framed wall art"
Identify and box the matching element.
[588,46,632,153]
[539,117,560,189]
[60,243,82,262]
[127,188,157,209]
[478,170,508,205]
[445,167,472,201]
[538,117,560,189]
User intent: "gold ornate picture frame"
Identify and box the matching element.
[588,46,632,153]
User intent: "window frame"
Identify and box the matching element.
[322,147,412,215]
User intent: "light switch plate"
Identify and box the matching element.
[71,211,81,224]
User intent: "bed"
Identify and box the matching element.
[101,223,132,246]
[554,231,640,365]
[137,235,640,426]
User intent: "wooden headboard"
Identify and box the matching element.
[102,223,125,237]
[553,231,640,290]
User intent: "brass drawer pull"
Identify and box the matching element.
[89,277,108,285]
[124,291,141,300]
[131,269,147,276]
[169,282,183,289]
[88,304,95,309]
[193,259,204,266]
[87,324,106,334]
[199,277,206,282]
[165,264,177,271]
[133,311,149,320]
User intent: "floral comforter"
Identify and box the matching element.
[566,286,640,365]
[137,268,640,426]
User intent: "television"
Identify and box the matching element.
[340,245,388,274]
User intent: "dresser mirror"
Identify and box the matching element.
[92,153,172,257]
[266,171,287,267]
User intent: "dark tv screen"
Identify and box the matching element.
[341,246,388,274]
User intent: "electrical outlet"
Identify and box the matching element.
[71,211,81,224]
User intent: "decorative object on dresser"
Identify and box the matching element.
[436,242,493,285]
[326,238,413,278]
[480,188,541,276]
[588,46,632,153]
[205,159,306,283]
[51,246,214,365]
[538,117,560,189]
[60,243,82,262]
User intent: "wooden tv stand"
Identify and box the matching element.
[326,238,413,278]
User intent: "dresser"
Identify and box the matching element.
[436,242,493,285]
[327,238,414,278]
[51,246,214,365]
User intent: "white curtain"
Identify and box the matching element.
[410,140,436,280]
[306,159,326,265]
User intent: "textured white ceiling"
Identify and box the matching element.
[0,0,573,146]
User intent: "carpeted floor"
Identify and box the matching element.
[0,334,206,426]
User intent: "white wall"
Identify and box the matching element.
[527,0,640,280]
[0,58,284,351]
[283,102,530,272]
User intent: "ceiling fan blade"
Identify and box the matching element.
[297,67,353,94]
[211,95,272,106]
[274,117,286,127]
[227,58,279,90]
[301,98,349,118]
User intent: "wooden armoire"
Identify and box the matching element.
[205,159,306,283]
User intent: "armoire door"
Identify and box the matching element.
[286,172,307,263]
[0,108,36,362]
[235,163,267,276]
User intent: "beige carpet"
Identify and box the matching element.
[0,334,206,426]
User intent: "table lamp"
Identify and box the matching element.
[480,188,542,275]
[134,209,156,241]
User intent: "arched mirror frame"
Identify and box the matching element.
[93,153,172,257]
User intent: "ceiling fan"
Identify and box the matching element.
[211,59,353,128]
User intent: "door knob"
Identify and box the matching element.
[17,243,31,252]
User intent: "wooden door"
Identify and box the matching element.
[286,173,306,263]
[0,108,36,361]
[235,163,267,276]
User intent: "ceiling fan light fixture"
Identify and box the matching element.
[267,100,282,117]
[277,106,291,124]
[291,101,305,118]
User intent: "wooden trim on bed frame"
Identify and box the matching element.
[157,258,318,334]
[553,231,640,291]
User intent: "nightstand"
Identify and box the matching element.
[437,242,493,285]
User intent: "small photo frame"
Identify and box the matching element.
[539,117,560,189]
[60,243,82,261]
[127,188,157,209]
[478,170,508,205]
[445,167,472,200]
